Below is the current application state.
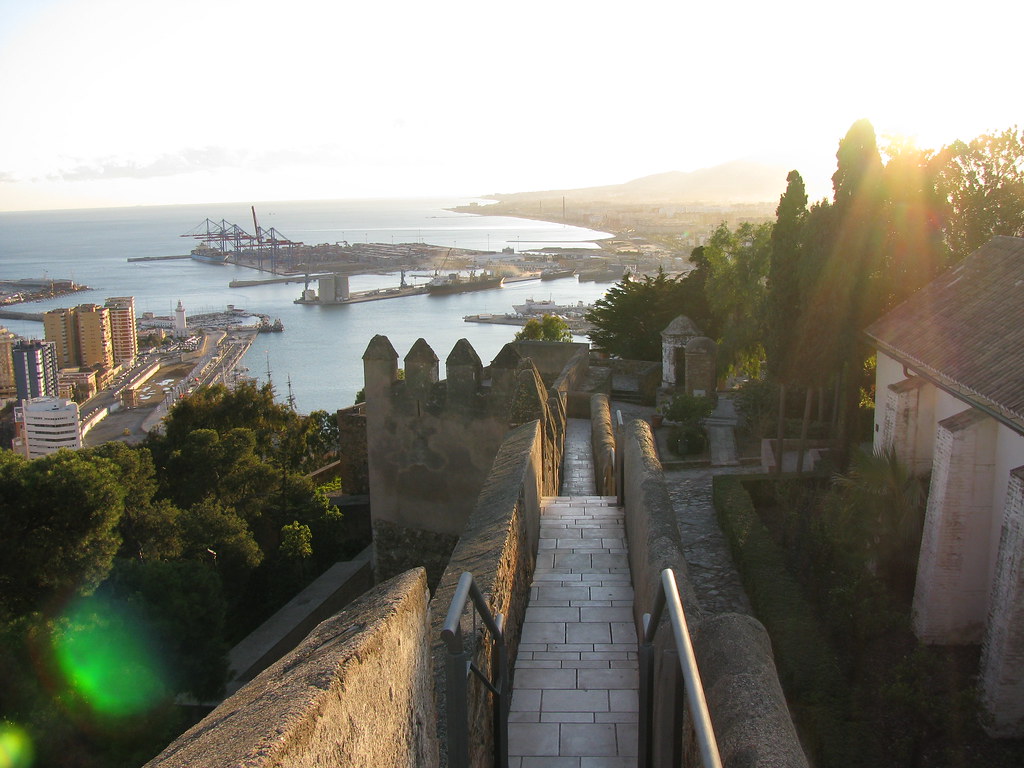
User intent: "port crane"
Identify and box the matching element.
[181,208,303,273]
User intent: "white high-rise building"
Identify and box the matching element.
[12,397,82,459]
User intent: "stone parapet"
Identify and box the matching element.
[620,417,809,767]
[146,568,439,768]
[590,393,616,497]
[429,420,545,767]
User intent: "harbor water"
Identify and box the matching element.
[0,198,616,413]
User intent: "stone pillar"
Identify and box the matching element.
[881,376,934,476]
[362,334,399,402]
[683,337,716,397]
[445,338,482,401]
[489,343,523,398]
[404,338,439,392]
[979,467,1024,737]
[912,408,997,644]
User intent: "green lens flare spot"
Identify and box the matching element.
[52,596,167,718]
[0,722,34,768]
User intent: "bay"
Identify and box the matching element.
[0,198,615,413]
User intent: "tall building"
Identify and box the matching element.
[43,307,79,368]
[12,397,82,459]
[12,339,58,400]
[0,327,16,400]
[104,296,138,366]
[74,304,114,370]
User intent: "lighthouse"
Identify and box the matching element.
[173,299,188,337]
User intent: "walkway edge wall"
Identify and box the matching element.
[591,394,616,496]
[145,567,439,768]
[429,419,545,768]
[620,418,809,768]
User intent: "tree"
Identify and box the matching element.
[936,126,1024,258]
[702,221,773,377]
[515,314,572,342]
[586,267,710,360]
[0,450,125,619]
[766,170,808,383]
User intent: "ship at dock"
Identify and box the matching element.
[190,242,231,265]
[426,271,504,295]
[539,267,576,281]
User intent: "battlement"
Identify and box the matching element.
[362,336,588,584]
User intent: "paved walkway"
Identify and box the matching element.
[507,419,638,767]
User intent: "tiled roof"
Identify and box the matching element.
[864,236,1024,432]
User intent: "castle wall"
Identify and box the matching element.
[620,418,809,767]
[429,420,545,767]
[363,336,565,585]
[146,568,439,768]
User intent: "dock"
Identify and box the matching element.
[0,309,44,322]
[295,285,429,305]
[127,255,191,262]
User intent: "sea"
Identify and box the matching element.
[0,198,616,413]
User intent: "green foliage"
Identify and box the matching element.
[767,170,808,382]
[703,221,773,377]
[712,475,849,764]
[937,126,1024,258]
[733,377,777,440]
[280,520,313,560]
[515,314,573,342]
[586,265,714,360]
[0,449,125,619]
[100,559,228,701]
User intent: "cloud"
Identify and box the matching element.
[0,171,17,183]
[47,145,370,183]
[50,146,250,181]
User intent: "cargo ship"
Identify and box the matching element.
[190,243,231,265]
[426,271,504,295]
[539,267,576,281]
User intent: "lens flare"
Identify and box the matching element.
[0,723,34,768]
[51,596,167,719]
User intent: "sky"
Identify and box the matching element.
[0,0,1020,212]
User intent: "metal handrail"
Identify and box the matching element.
[639,568,722,768]
[441,571,509,768]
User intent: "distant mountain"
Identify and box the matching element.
[493,160,790,205]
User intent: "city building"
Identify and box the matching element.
[104,296,138,366]
[12,396,82,459]
[57,368,98,402]
[0,327,17,400]
[42,307,79,368]
[74,303,114,370]
[12,339,58,400]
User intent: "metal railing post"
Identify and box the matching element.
[638,569,723,768]
[441,571,510,768]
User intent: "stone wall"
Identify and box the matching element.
[591,394,616,497]
[620,418,809,767]
[429,420,546,767]
[146,568,439,768]
[362,335,559,584]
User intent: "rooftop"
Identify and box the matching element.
[864,236,1024,433]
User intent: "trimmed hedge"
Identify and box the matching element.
[713,474,855,766]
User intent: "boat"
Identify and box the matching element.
[513,298,569,316]
[539,267,576,281]
[426,271,504,295]
[190,243,230,265]
[513,298,592,317]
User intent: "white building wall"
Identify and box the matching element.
[980,467,1024,737]
[912,408,997,644]
[14,397,82,459]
